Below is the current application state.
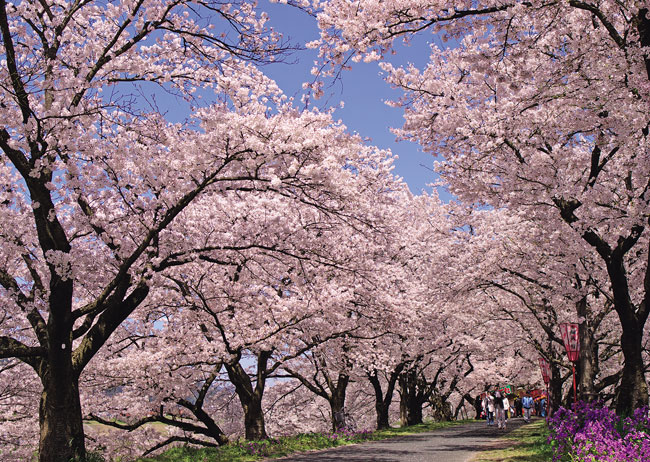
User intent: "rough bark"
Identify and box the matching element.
[39,366,85,462]
[368,364,403,430]
[576,297,598,402]
[38,249,84,462]
[399,368,424,426]
[429,393,452,421]
[614,321,648,415]
[328,373,350,431]
[549,360,563,416]
[608,239,650,415]
[243,398,267,441]
[225,351,271,440]
[577,325,598,402]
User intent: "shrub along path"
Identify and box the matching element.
[271,418,532,462]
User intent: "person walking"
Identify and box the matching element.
[514,396,523,417]
[483,393,495,426]
[494,389,506,430]
[522,391,534,423]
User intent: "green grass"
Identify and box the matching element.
[136,419,469,462]
[471,419,554,462]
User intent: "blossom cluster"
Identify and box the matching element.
[548,401,650,461]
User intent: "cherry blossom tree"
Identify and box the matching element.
[466,208,624,400]
[312,0,650,415]
[0,0,411,459]
[88,253,374,455]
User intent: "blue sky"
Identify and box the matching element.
[261,2,443,197]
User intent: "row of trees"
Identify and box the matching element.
[1,0,649,461]
[312,0,650,414]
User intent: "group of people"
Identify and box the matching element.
[482,389,510,429]
[480,389,547,430]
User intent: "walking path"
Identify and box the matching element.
[274,418,531,462]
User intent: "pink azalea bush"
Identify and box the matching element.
[548,401,650,461]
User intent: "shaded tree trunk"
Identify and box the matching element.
[225,351,271,440]
[368,364,403,430]
[37,274,85,462]
[470,394,483,419]
[577,319,598,403]
[39,364,85,462]
[243,397,267,441]
[429,393,452,422]
[328,373,350,431]
[608,243,650,415]
[615,321,648,415]
[549,361,562,416]
[399,368,424,426]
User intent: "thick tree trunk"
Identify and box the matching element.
[615,322,648,415]
[38,274,85,462]
[368,372,390,429]
[399,370,423,426]
[399,396,423,426]
[607,240,650,415]
[243,397,268,441]
[429,393,452,422]
[329,374,349,431]
[374,401,390,429]
[368,365,402,430]
[39,364,85,462]
[578,322,598,402]
[225,351,271,441]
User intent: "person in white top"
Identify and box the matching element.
[483,393,495,426]
[494,389,506,429]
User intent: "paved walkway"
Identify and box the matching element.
[274,418,531,462]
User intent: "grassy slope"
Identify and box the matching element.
[471,419,554,462]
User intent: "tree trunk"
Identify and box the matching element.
[549,361,563,416]
[606,239,650,415]
[374,399,390,430]
[225,352,270,441]
[39,363,85,462]
[577,320,598,402]
[368,365,402,430]
[329,374,349,431]
[38,272,85,462]
[368,372,390,429]
[615,322,648,415]
[399,396,423,426]
[429,393,452,422]
[243,396,268,441]
[471,394,483,419]
[399,369,423,426]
